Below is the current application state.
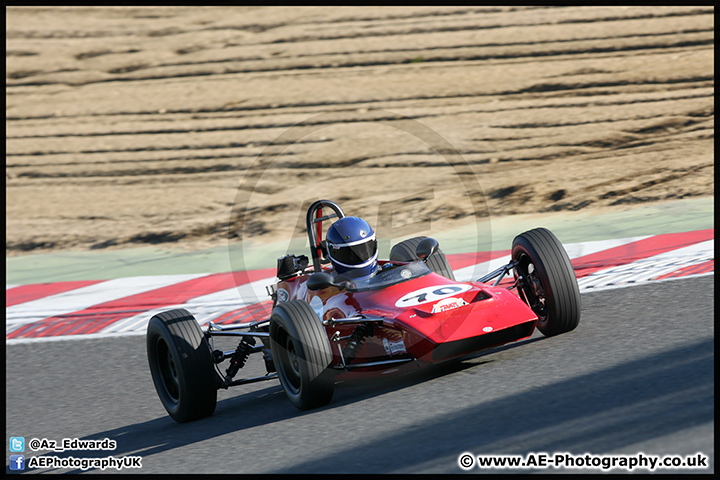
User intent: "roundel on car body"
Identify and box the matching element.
[394,284,473,308]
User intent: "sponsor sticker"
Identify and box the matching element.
[383,337,407,356]
[431,297,468,313]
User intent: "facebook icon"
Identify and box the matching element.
[9,455,25,471]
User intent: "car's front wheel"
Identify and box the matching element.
[270,300,335,410]
[147,309,218,423]
[512,228,581,336]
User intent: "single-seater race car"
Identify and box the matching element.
[147,200,581,422]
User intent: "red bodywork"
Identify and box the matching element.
[276,260,538,374]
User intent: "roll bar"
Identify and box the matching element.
[306,200,345,272]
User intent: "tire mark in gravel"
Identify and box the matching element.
[5,6,714,253]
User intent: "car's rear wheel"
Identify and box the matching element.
[512,228,581,336]
[270,300,334,410]
[147,309,218,423]
[390,236,455,280]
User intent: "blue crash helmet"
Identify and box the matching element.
[326,216,378,278]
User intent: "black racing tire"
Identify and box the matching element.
[270,300,335,410]
[389,236,456,280]
[512,228,581,337]
[147,309,218,423]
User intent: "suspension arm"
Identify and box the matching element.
[476,260,518,285]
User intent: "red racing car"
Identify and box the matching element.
[147,200,581,422]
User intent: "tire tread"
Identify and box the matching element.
[512,228,581,336]
[146,308,217,423]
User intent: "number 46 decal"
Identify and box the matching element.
[395,284,472,307]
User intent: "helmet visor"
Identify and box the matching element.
[329,238,378,266]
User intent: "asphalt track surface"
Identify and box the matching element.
[5,274,713,474]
